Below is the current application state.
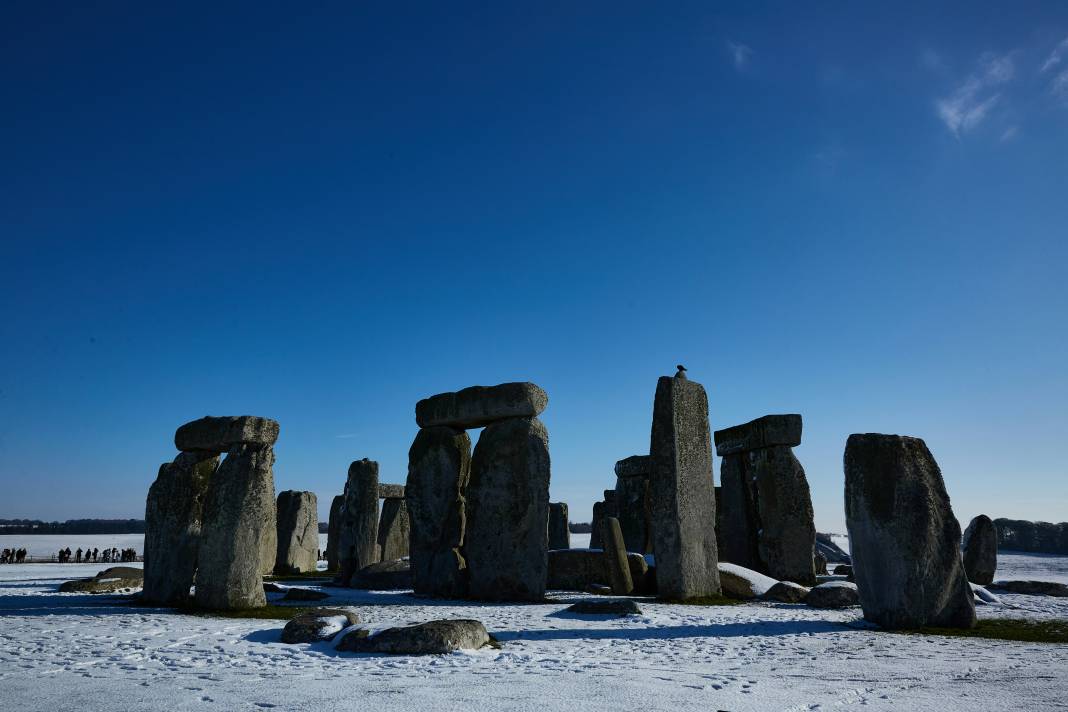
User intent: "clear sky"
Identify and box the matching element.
[2,2,1066,532]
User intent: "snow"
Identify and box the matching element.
[718,563,778,596]
[2,555,1067,711]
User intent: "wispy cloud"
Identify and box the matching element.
[1052,69,1068,102]
[335,433,358,439]
[935,52,1015,137]
[1000,125,1019,142]
[1040,36,1068,73]
[726,40,753,71]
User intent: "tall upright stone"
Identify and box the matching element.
[601,516,634,595]
[378,497,410,561]
[715,415,816,585]
[337,459,381,585]
[546,502,570,550]
[274,490,318,575]
[962,514,998,585]
[195,442,277,610]
[844,434,976,629]
[325,494,343,572]
[614,455,653,553]
[649,374,720,600]
[143,451,218,604]
[465,416,551,601]
[407,426,472,598]
[590,501,606,549]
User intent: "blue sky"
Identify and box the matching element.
[2,2,1066,531]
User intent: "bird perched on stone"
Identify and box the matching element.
[675,364,687,379]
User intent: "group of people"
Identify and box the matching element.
[54,547,138,563]
[1,548,28,563]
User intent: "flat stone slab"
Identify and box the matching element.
[714,414,802,456]
[281,607,361,644]
[718,563,777,600]
[989,580,1068,597]
[282,587,330,601]
[565,600,643,616]
[60,576,143,594]
[614,455,652,478]
[175,416,280,453]
[378,483,405,499]
[335,619,492,654]
[415,382,547,429]
[763,581,810,603]
[806,581,860,608]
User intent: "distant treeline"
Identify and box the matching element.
[994,519,1068,554]
[0,519,146,535]
[568,522,591,534]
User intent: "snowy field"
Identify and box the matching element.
[1,556,1067,712]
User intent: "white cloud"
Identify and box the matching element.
[335,433,358,439]
[1040,36,1068,73]
[1000,125,1019,142]
[1052,69,1068,102]
[726,40,753,70]
[934,52,1014,137]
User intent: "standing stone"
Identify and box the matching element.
[715,415,816,585]
[338,459,380,585]
[962,514,998,585]
[378,497,410,561]
[195,443,276,609]
[548,502,570,550]
[649,375,721,600]
[601,517,634,595]
[465,417,550,601]
[844,434,976,629]
[590,501,606,549]
[615,455,652,553]
[143,451,218,604]
[406,426,472,598]
[325,494,343,572]
[275,490,319,575]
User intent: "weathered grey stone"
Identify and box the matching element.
[377,497,410,562]
[406,426,472,598]
[416,382,548,429]
[718,562,778,599]
[589,501,606,549]
[351,559,413,590]
[989,580,1068,597]
[718,444,816,585]
[282,587,330,601]
[713,414,802,456]
[195,443,276,610]
[649,375,720,600]
[466,417,550,601]
[565,600,642,616]
[806,581,860,608]
[547,549,653,594]
[833,564,854,578]
[60,575,143,594]
[815,533,851,564]
[337,459,380,586]
[274,490,318,575]
[614,455,652,478]
[615,471,652,554]
[844,434,976,629]
[378,483,405,499]
[814,550,828,576]
[174,415,279,453]
[281,607,361,644]
[325,495,343,572]
[143,451,217,604]
[547,502,570,550]
[585,583,612,595]
[601,517,634,595]
[335,619,492,654]
[763,581,810,603]
[962,514,998,585]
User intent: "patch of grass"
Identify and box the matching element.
[126,597,313,620]
[663,594,747,606]
[894,618,1068,644]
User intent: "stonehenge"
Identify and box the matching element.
[407,382,550,601]
[649,373,721,600]
[337,459,381,586]
[589,490,618,550]
[600,516,634,595]
[274,490,318,575]
[547,502,570,550]
[962,514,998,585]
[325,495,343,572]
[377,493,410,561]
[614,455,653,553]
[716,414,817,585]
[844,433,976,629]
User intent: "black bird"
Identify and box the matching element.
[675,364,687,379]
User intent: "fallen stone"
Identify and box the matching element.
[416,382,548,429]
[763,581,810,603]
[263,582,287,593]
[815,534,852,564]
[845,434,976,629]
[962,514,998,585]
[406,426,472,599]
[281,607,361,644]
[282,587,330,601]
[650,375,720,600]
[970,583,1001,605]
[718,562,778,599]
[377,497,410,562]
[806,581,860,608]
[335,619,492,654]
[548,502,570,550]
[275,490,319,575]
[60,573,143,594]
[465,416,550,601]
[565,600,642,616]
[713,414,802,456]
[338,459,380,586]
[95,566,144,580]
[614,455,652,478]
[585,584,613,595]
[378,483,405,499]
[988,580,1068,597]
[833,564,853,577]
[351,560,413,590]
[174,416,279,453]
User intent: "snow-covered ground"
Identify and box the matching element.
[1,555,1067,712]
